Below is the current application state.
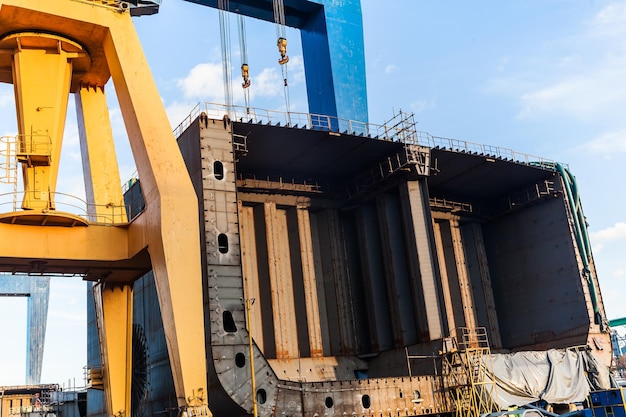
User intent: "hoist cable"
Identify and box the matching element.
[273,0,286,36]
[218,0,233,113]
[238,14,251,111]
[281,62,291,114]
[272,0,291,115]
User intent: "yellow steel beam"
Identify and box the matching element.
[5,33,83,210]
[99,8,209,412]
[0,222,131,260]
[0,1,209,416]
[96,283,133,417]
[76,85,127,223]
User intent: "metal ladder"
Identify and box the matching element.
[442,327,499,417]
[0,135,18,211]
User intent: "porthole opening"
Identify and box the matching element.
[218,233,229,254]
[235,352,246,368]
[325,397,333,408]
[362,394,371,409]
[256,389,267,404]
[222,310,237,333]
[214,160,224,180]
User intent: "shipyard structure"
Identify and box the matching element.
[0,1,612,417]
[84,104,611,417]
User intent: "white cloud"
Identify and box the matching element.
[578,129,626,156]
[166,100,201,129]
[249,66,282,99]
[485,1,626,121]
[385,64,398,74]
[174,55,306,111]
[590,222,626,252]
[516,65,626,120]
[410,98,437,113]
[177,61,224,101]
[590,2,626,37]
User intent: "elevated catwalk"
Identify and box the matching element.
[91,108,609,417]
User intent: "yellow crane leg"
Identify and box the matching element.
[8,33,82,211]
[0,1,210,416]
[94,284,133,417]
[101,10,210,415]
[75,85,127,223]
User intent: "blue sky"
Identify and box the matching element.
[1,0,626,386]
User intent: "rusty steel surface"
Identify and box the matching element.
[123,115,611,417]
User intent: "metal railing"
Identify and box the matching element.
[427,135,562,169]
[15,134,52,157]
[8,404,53,415]
[173,103,423,144]
[174,103,563,171]
[0,191,132,225]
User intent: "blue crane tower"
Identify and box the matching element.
[189,0,369,123]
[133,0,369,123]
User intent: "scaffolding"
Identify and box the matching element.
[442,327,499,417]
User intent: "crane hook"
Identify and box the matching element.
[277,37,289,65]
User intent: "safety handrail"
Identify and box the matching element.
[0,191,134,225]
[173,102,564,171]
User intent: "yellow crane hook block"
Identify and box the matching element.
[241,63,251,88]
[277,37,289,64]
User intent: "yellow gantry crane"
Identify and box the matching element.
[0,1,209,416]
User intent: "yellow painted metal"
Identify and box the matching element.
[1,32,86,211]
[277,37,289,64]
[442,328,499,417]
[0,1,210,416]
[245,298,258,417]
[100,11,210,414]
[98,284,133,417]
[76,85,127,223]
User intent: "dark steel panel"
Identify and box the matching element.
[483,193,590,349]
[232,121,406,181]
[102,115,608,417]
[460,223,502,349]
[377,192,418,346]
[355,203,394,352]
[132,272,177,416]
[428,149,556,201]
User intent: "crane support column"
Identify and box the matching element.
[94,283,134,417]
[0,1,209,416]
[7,33,81,212]
[76,85,127,223]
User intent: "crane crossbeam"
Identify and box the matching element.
[182,0,369,123]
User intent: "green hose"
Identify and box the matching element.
[555,163,602,324]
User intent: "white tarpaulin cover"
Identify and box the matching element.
[485,349,604,409]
